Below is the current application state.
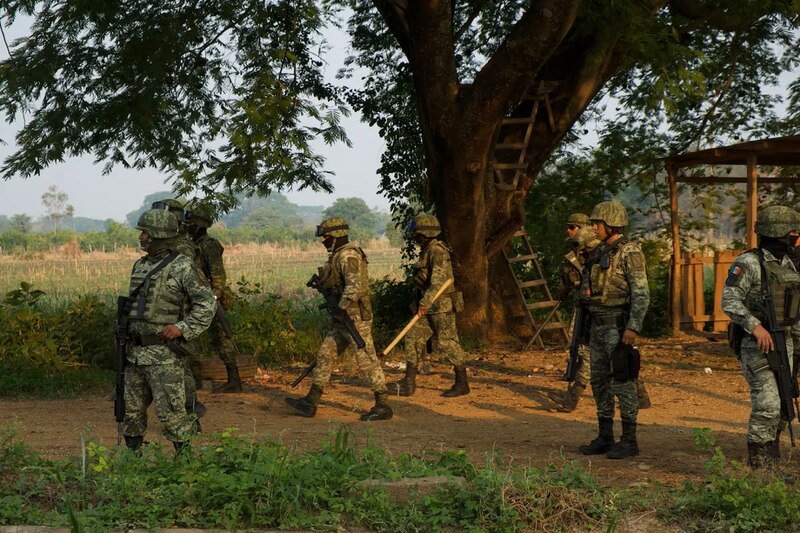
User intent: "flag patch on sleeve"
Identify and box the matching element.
[725,265,743,287]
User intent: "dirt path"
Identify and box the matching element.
[0,334,776,487]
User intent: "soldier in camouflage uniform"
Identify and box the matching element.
[578,200,650,459]
[184,203,243,393]
[548,220,599,412]
[285,218,393,421]
[391,214,469,398]
[121,209,216,454]
[152,199,207,421]
[721,205,800,469]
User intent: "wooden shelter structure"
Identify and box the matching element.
[663,135,800,336]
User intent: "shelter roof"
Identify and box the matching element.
[664,134,800,168]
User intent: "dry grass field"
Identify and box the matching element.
[0,240,404,301]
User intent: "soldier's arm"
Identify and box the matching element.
[203,239,227,299]
[174,260,217,340]
[419,246,450,308]
[623,247,650,333]
[338,251,364,309]
[720,255,763,334]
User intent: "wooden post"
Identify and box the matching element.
[746,155,758,248]
[667,162,681,337]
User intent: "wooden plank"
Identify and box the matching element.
[519,279,547,288]
[495,143,527,150]
[527,300,558,310]
[492,163,527,170]
[667,163,681,337]
[746,155,758,248]
[675,176,800,184]
[508,253,539,263]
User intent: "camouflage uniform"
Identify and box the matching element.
[122,210,216,451]
[392,214,469,398]
[185,203,242,393]
[721,205,800,468]
[548,225,597,411]
[152,199,205,415]
[285,217,392,421]
[578,200,649,460]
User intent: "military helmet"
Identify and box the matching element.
[315,217,349,238]
[152,198,184,213]
[407,214,441,238]
[590,200,628,228]
[570,226,600,249]
[566,213,590,227]
[183,203,215,228]
[136,209,180,239]
[755,205,800,238]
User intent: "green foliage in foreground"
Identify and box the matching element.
[3,425,800,532]
[0,425,623,531]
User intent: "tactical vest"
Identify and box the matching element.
[413,239,463,313]
[128,255,189,328]
[583,237,630,307]
[743,250,800,326]
[193,233,219,281]
[320,243,373,317]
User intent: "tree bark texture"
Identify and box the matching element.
[373,0,666,340]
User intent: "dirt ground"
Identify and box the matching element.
[0,333,784,489]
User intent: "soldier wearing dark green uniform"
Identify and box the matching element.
[391,214,469,397]
[578,200,650,459]
[121,209,216,454]
[183,203,242,393]
[285,217,393,421]
[152,199,207,420]
[721,205,800,469]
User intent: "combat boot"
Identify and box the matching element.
[390,363,417,396]
[442,365,470,397]
[636,379,651,409]
[606,420,639,459]
[124,435,143,453]
[579,417,615,455]
[548,382,586,412]
[213,363,243,393]
[285,384,323,417]
[748,441,769,469]
[360,391,394,421]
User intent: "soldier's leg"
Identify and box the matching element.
[349,319,393,421]
[284,331,340,417]
[607,328,640,459]
[579,324,616,455]
[430,313,470,397]
[739,341,781,468]
[121,364,150,452]
[390,317,433,396]
[146,361,196,451]
[549,346,590,412]
[636,378,651,409]
[182,358,205,424]
[210,322,242,393]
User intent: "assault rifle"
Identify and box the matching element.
[213,299,241,355]
[565,302,588,382]
[291,272,366,387]
[114,296,133,429]
[752,285,799,447]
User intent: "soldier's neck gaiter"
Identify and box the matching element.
[759,236,789,262]
[146,237,180,259]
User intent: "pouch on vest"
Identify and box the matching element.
[785,286,800,323]
[611,343,640,382]
[727,322,745,357]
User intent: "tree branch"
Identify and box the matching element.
[669,0,770,32]
[460,0,580,148]
[453,0,492,41]
[372,0,413,57]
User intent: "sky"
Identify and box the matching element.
[0,16,389,221]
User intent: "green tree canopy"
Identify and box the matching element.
[322,197,382,241]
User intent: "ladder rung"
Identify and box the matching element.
[493,163,527,170]
[508,253,539,263]
[495,143,526,150]
[501,117,536,125]
[512,230,527,237]
[541,322,568,330]
[527,300,558,310]
[519,279,547,288]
